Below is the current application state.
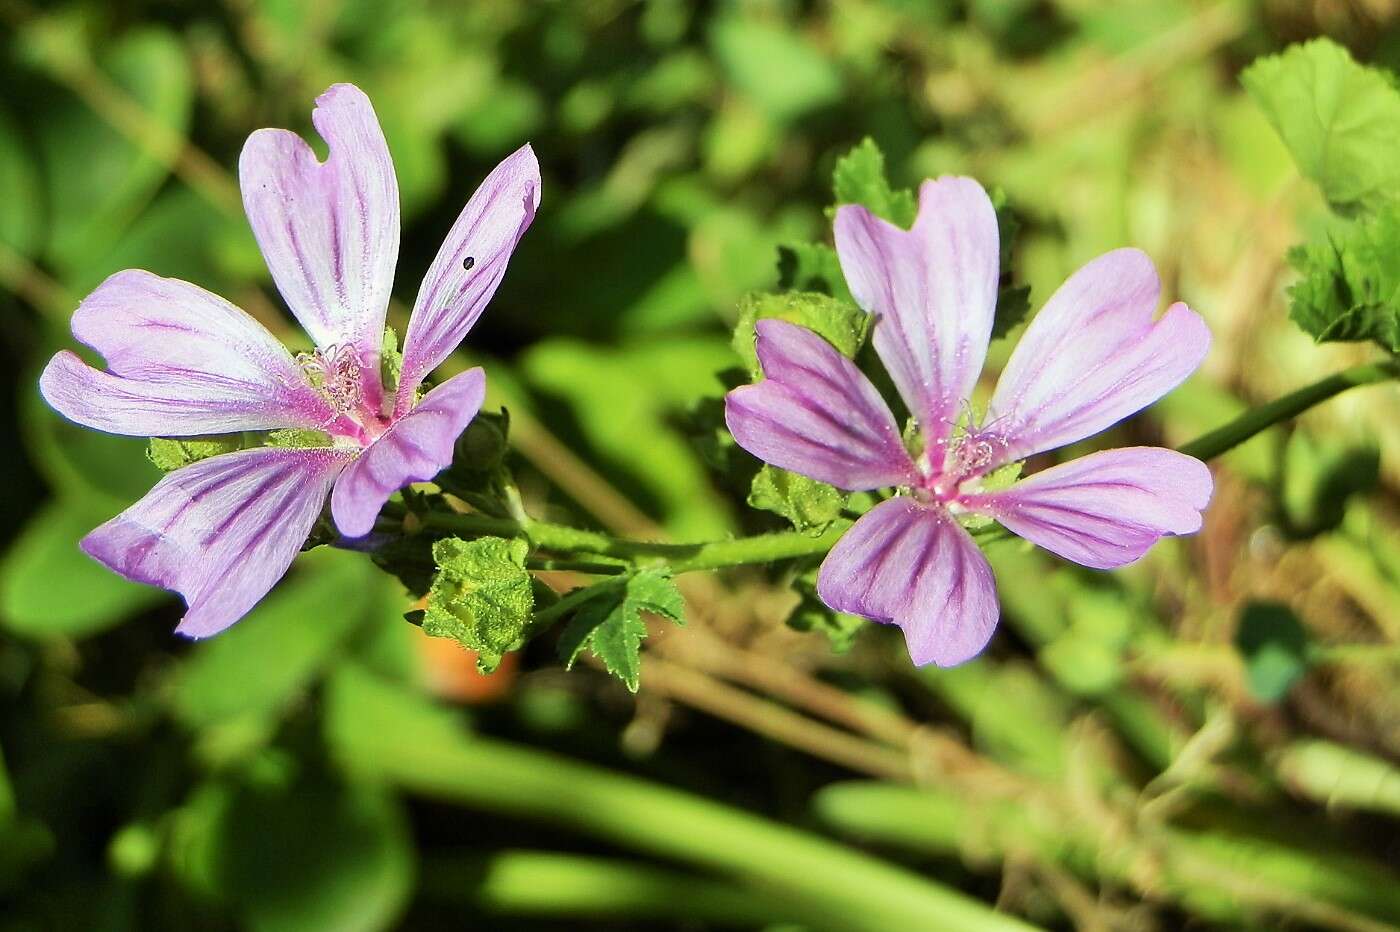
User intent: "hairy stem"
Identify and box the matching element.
[421,360,1400,574]
[1177,360,1399,461]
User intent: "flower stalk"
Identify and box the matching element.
[417,359,1400,576]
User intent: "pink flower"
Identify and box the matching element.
[725,178,1212,666]
[39,84,540,637]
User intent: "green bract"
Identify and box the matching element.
[423,536,534,673]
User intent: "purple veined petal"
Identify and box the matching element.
[39,270,336,436]
[962,446,1213,570]
[724,320,919,491]
[239,83,400,411]
[397,145,540,409]
[986,248,1210,463]
[81,446,352,638]
[330,367,487,537]
[833,177,1000,454]
[817,497,1000,667]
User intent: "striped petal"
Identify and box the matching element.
[240,83,399,411]
[987,249,1210,463]
[725,319,919,491]
[331,368,486,537]
[833,177,1000,452]
[963,447,1213,569]
[81,446,350,638]
[817,497,1000,667]
[39,270,335,436]
[398,145,540,407]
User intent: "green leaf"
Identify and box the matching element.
[423,536,534,673]
[170,550,379,730]
[831,137,917,227]
[987,188,1031,339]
[147,435,245,472]
[732,291,869,378]
[748,465,848,535]
[1281,431,1380,537]
[776,241,853,302]
[0,501,165,638]
[558,570,684,692]
[1241,38,1400,215]
[34,25,194,273]
[1287,208,1400,353]
[786,573,864,652]
[264,429,334,450]
[23,383,157,507]
[1234,601,1310,704]
[207,779,413,932]
[0,104,42,256]
[379,326,403,396]
[709,17,841,123]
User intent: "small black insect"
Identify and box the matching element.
[462,255,475,271]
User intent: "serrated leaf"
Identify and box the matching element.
[748,464,848,534]
[732,291,869,378]
[558,570,684,692]
[423,536,533,672]
[832,137,917,226]
[1242,38,1400,215]
[1287,208,1400,353]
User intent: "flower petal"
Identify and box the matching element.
[833,177,1000,450]
[39,270,336,436]
[817,497,1000,666]
[331,368,486,537]
[398,145,540,407]
[81,446,350,638]
[986,248,1210,462]
[239,83,399,402]
[725,320,918,491]
[963,446,1213,569]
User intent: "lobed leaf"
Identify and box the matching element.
[1242,38,1400,215]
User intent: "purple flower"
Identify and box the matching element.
[725,177,1212,667]
[39,84,540,637]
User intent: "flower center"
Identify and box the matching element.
[910,426,1011,508]
[297,344,363,416]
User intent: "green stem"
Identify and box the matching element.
[421,850,844,928]
[1177,360,1399,461]
[332,667,1037,932]
[420,360,1399,575]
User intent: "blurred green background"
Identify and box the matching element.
[3,0,1400,929]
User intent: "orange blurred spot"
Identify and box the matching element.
[408,596,519,704]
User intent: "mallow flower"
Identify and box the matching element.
[39,84,540,637]
[725,178,1212,666]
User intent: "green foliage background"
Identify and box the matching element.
[2,1,1400,929]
